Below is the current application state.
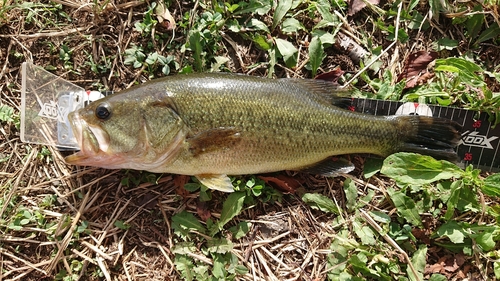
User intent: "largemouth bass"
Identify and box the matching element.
[66,73,462,192]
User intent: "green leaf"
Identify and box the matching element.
[476,23,500,44]
[275,38,298,67]
[235,0,271,15]
[445,180,462,220]
[435,57,483,82]
[363,157,383,178]
[207,238,234,254]
[343,178,357,212]
[434,38,459,51]
[252,34,272,50]
[381,153,463,186]
[495,261,500,279]
[476,230,496,251]
[229,221,252,240]
[188,31,203,72]
[174,255,194,281]
[369,211,391,224]
[247,18,270,33]
[212,253,227,278]
[387,188,422,227]
[466,5,484,39]
[408,244,427,281]
[315,0,334,22]
[272,0,292,29]
[483,173,500,197]
[353,218,376,245]
[308,36,324,77]
[281,18,305,33]
[172,210,207,237]
[301,193,339,214]
[429,274,448,281]
[436,221,466,243]
[212,192,246,235]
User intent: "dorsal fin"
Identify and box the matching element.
[282,78,351,108]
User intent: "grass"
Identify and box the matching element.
[1,0,500,280]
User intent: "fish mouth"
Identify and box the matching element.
[65,111,113,166]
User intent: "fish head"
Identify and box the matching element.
[65,92,186,171]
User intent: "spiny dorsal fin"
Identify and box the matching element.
[282,78,351,108]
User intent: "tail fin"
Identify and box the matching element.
[395,116,462,162]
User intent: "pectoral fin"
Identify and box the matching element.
[300,157,355,176]
[187,128,241,157]
[196,174,235,193]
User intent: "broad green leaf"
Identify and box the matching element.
[353,218,376,245]
[370,211,391,224]
[275,38,298,67]
[407,244,427,281]
[343,178,357,211]
[466,5,484,39]
[381,153,463,186]
[235,0,271,15]
[272,0,292,29]
[301,193,339,214]
[172,210,207,236]
[281,17,305,33]
[435,57,483,82]
[363,157,383,178]
[212,253,227,278]
[247,18,270,33]
[207,238,234,253]
[188,31,203,71]
[476,23,500,44]
[476,230,496,251]
[252,34,272,50]
[428,0,441,21]
[434,38,459,51]
[387,188,422,227]
[311,30,336,45]
[445,180,462,220]
[229,221,252,240]
[429,274,448,281]
[495,261,500,279]
[174,255,194,281]
[483,173,500,197]
[316,0,334,22]
[172,242,197,255]
[308,36,324,77]
[213,192,246,235]
[436,221,466,243]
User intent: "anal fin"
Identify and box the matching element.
[196,174,235,193]
[300,157,355,176]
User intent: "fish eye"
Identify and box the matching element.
[95,103,111,120]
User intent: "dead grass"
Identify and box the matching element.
[0,0,498,280]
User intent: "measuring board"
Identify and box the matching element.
[348,98,500,173]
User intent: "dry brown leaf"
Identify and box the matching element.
[155,2,176,30]
[258,175,302,193]
[397,51,438,89]
[196,201,211,221]
[315,66,345,83]
[174,174,190,198]
[348,0,380,16]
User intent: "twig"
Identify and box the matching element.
[342,1,403,87]
[0,26,90,39]
[47,186,92,272]
[359,209,422,281]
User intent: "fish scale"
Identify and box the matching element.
[65,73,461,192]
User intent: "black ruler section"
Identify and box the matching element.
[349,98,500,173]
